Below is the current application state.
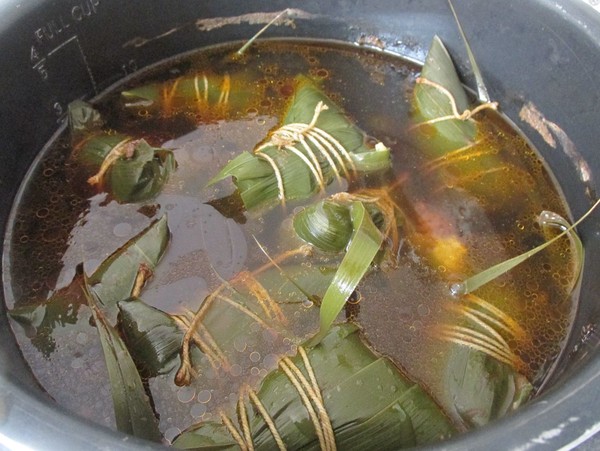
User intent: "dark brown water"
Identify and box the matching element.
[2,40,577,441]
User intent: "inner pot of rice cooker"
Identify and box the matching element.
[1,0,600,449]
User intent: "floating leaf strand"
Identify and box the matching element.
[452,198,600,295]
[539,209,584,293]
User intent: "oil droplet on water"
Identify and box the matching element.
[230,364,242,377]
[113,222,132,237]
[70,357,83,369]
[302,299,314,308]
[249,351,261,363]
[233,337,247,353]
[417,304,430,317]
[262,353,279,369]
[197,389,211,404]
[190,403,207,419]
[164,427,181,443]
[177,386,196,403]
[75,332,87,345]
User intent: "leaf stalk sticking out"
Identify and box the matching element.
[447,0,491,103]
[236,9,291,56]
[87,138,135,186]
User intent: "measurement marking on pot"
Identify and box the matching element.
[47,35,98,94]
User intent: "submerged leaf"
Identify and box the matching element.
[81,266,161,442]
[440,345,532,428]
[174,270,297,386]
[88,215,170,319]
[118,298,184,377]
[121,71,258,117]
[174,324,455,449]
[209,76,390,211]
[9,215,171,352]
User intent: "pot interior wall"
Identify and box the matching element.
[1,1,600,449]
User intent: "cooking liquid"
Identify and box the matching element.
[2,40,577,440]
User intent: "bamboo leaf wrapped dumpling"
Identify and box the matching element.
[173,324,455,450]
[121,71,259,118]
[208,76,391,211]
[68,101,177,203]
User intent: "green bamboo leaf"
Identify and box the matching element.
[414,35,476,147]
[208,77,390,211]
[8,278,85,357]
[88,216,170,318]
[284,76,374,157]
[68,100,103,138]
[69,102,177,203]
[208,150,315,210]
[452,199,599,296]
[122,78,222,107]
[257,263,337,305]
[207,151,271,185]
[310,202,383,344]
[115,262,334,386]
[174,324,454,449]
[9,216,171,355]
[81,266,162,442]
[109,142,177,203]
[76,132,131,167]
[293,199,353,253]
[118,298,184,377]
[350,142,392,172]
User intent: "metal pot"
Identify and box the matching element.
[1,1,600,449]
